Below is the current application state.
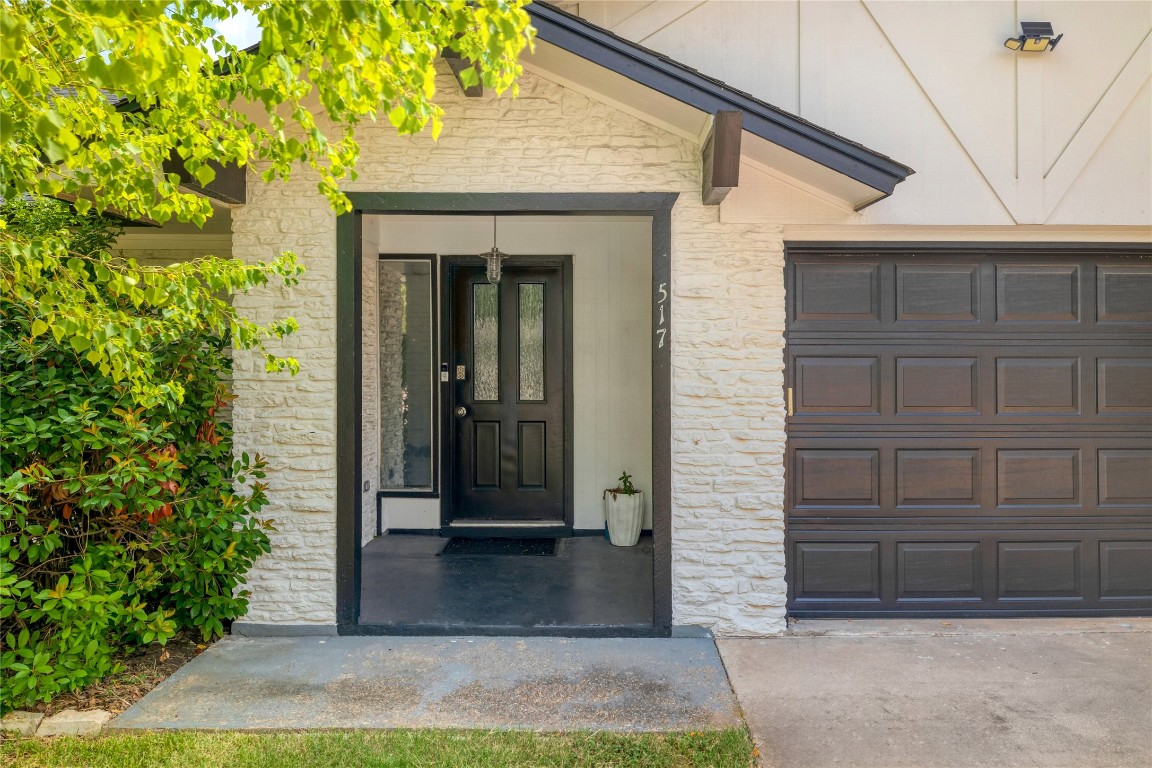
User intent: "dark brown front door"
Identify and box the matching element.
[446,260,567,524]
[785,248,1152,616]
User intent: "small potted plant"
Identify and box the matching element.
[603,471,643,546]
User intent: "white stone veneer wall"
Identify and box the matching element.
[229,66,789,635]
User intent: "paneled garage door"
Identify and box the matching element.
[784,246,1152,616]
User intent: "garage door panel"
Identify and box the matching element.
[1097,358,1152,414]
[789,256,1151,336]
[896,450,981,508]
[786,249,1151,617]
[996,450,1082,508]
[788,530,1152,614]
[897,357,980,414]
[1099,542,1152,598]
[794,356,879,414]
[896,265,980,321]
[998,542,1083,599]
[996,358,1080,414]
[1098,450,1152,507]
[996,264,1081,323]
[1097,266,1152,323]
[789,344,1150,426]
[794,450,880,508]
[794,262,879,321]
[897,542,983,600]
[793,542,881,600]
[789,437,1148,520]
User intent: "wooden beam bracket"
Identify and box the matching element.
[701,110,742,205]
[442,50,484,97]
[162,155,246,205]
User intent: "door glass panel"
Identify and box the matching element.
[519,283,545,401]
[473,283,499,401]
[378,259,433,491]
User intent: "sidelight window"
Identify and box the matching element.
[378,258,435,491]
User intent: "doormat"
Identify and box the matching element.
[439,537,557,556]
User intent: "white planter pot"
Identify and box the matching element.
[604,491,643,546]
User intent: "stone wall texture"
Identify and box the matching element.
[361,235,380,546]
[376,268,405,492]
[229,66,788,635]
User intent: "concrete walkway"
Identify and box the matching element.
[111,635,742,732]
[719,618,1152,768]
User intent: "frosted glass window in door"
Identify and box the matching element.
[473,283,499,401]
[519,283,545,401]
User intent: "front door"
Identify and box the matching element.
[445,259,568,526]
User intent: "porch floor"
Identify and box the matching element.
[358,533,654,633]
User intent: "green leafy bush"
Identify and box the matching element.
[0,198,298,712]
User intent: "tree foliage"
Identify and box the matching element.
[3,197,303,407]
[0,0,534,224]
[1,200,275,712]
[1,0,534,407]
[0,0,534,712]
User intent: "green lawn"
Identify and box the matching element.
[1,728,755,767]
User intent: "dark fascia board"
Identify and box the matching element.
[529,3,915,198]
[346,191,678,214]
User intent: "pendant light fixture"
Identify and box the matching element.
[478,216,508,284]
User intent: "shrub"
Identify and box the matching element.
[0,198,298,712]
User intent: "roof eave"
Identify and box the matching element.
[528,3,914,199]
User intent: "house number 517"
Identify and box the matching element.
[655,282,668,348]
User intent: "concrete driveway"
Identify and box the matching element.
[719,619,1152,768]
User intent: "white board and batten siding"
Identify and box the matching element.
[578,0,1152,230]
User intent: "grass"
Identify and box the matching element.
[1,728,756,767]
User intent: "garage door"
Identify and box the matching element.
[784,247,1152,616]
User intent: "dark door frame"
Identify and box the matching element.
[336,193,677,635]
[439,255,574,534]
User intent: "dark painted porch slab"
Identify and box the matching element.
[110,636,742,732]
[359,534,653,631]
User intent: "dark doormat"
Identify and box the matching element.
[439,537,557,556]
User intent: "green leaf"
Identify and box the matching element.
[30,319,49,337]
[193,163,216,187]
[387,105,408,129]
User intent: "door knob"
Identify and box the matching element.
[455,406,468,418]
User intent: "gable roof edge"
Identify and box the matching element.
[528,2,915,202]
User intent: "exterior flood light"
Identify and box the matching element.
[1005,22,1062,52]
